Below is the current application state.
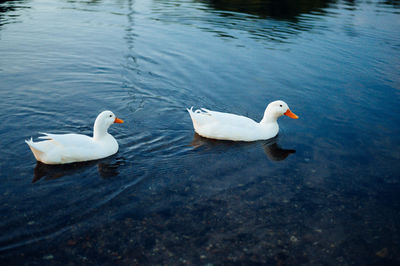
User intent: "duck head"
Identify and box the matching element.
[261,100,298,123]
[93,110,124,140]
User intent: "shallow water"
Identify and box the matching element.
[1,0,400,264]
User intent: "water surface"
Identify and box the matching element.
[0,0,399,264]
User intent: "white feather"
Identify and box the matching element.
[187,100,298,141]
[25,111,123,164]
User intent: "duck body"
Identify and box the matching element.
[26,111,124,165]
[187,100,298,142]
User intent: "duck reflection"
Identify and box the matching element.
[261,141,295,161]
[32,156,122,183]
[191,133,295,161]
[201,0,334,20]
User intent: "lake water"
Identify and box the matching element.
[1,0,399,264]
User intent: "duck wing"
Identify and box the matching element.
[199,108,258,128]
[188,107,257,128]
[34,133,100,164]
[38,133,95,148]
[187,107,261,141]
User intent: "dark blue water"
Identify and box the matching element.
[1,0,399,264]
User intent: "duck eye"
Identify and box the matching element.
[109,114,113,117]
[280,104,282,107]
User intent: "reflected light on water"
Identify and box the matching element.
[0,0,399,264]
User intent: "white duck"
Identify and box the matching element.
[187,100,298,141]
[26,111,124,164]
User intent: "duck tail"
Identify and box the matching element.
[186,106,212,130]
[186,106,194,114]
[25,138,44,162]
[187,107,196,127]
[38,132,53,140]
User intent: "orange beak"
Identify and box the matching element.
[114,117,124,124]
[284,109,299,119]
